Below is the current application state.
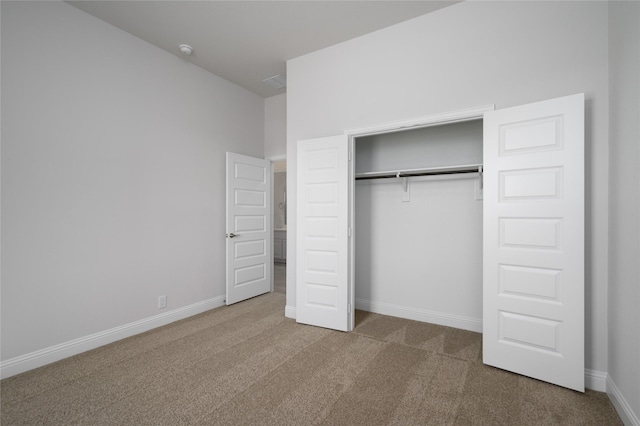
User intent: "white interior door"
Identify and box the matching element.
[296,135,353,331]
[226,152,272,305]
[483,94,584,391]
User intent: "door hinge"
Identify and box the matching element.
[348,151,352,161]
[348,304,352,314]
[348,227,352,237]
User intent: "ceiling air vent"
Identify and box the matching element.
[262,75,287,90]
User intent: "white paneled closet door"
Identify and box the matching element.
[483,93,585,391]
[296,135,353,331]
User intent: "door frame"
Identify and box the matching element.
[343,104,495,328]
[345,105,495,140]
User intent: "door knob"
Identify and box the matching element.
[227,232,238,238]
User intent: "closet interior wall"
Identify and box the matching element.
[354,119,484,331]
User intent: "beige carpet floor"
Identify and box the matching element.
[1,272,621,425]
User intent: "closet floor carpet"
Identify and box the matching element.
[1,292,621,425]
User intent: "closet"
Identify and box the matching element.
[296,94,585,391]
[354,119,484,331]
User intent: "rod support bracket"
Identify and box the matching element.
[397,172,410,202]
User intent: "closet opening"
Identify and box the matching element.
[352,118,484,332]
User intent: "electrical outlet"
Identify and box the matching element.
[157,295,167,309]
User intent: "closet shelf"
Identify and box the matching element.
[355,163,483,180]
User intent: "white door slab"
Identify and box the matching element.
[483,93,584,391]
[296,135,353,331]
[226,152,272,305]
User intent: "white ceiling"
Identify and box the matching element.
[67,1,459,98]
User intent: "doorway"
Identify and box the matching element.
[354,119,484,331]
[273,160,287,295]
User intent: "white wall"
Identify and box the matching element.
[356,176,482,326]
[607,1,640,423]
[265,93,287,159]
[1,1,264,364]
[287,0,609,378]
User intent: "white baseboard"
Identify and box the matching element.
[0,296,225,379]
[355,298,482,333]
[607,375,640,426]
[285,305,296,319]
[585,368,608,392]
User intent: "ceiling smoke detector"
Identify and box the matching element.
[262,75,286,90]
[178,44,194,55]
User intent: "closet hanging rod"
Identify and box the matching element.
[355,164,483,180]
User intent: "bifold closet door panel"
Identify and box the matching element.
[483,93,584,392]
[296,134,353,332]
[354,175,482,321]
